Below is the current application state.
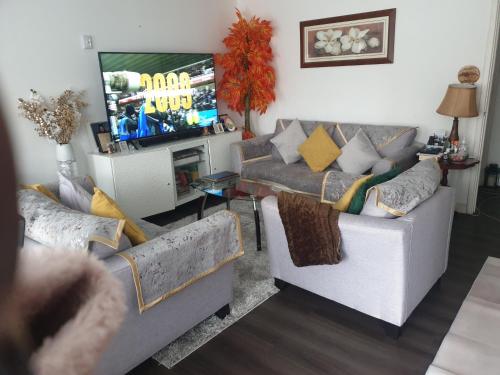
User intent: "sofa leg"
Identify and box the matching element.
[274,278,289,290]
[215,304,230,319]
[383,322,402,339]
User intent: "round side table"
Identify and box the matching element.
[438,158,480,186]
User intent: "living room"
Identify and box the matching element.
[1,0,500,374]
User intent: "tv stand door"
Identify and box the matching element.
[111,148,175,218]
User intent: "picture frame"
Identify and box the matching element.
[219,114,237,131]
[90,121,112,153]
[300,8,396,68]
[213,122,225,134]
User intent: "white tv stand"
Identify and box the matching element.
[88,131,242,218]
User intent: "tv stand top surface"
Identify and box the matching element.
[89,130,241,159]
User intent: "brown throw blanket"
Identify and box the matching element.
[277,191,341,267]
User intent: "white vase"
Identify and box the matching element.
[56,143,77,177]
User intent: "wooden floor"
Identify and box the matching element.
[130,188,500,375]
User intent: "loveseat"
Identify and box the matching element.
[19,182,243,375]
[231,119,424,197]
[261,185,455,336]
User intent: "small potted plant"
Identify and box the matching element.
[216,10,276,139]
[18,89,87,177]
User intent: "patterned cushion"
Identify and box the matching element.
[363,158,441,216]
[18,189,131,258]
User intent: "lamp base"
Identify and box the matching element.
[449,117,459,146]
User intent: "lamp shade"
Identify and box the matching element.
[436,83,478,118]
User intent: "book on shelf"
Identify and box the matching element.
[201,171,239,183]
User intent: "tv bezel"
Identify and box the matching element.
[97,51,218,145]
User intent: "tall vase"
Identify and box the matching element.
[56,143,77,178]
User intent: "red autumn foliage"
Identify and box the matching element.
[215,10,275,133]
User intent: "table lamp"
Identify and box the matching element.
[436,83,478,146]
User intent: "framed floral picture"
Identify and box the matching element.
[300,9,396,68]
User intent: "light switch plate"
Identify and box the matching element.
[81,35,93,49]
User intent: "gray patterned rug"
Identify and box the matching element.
[152,200,278,369]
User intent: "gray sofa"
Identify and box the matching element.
[231,119,424,197]
[19,184,241,375]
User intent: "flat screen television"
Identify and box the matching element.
[98,52,218,143]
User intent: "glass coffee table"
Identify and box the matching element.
[191,175,263,251]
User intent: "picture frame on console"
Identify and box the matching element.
[90,121,113,153]
[300,8,396,68]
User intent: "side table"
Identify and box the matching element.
[439,158,480,186]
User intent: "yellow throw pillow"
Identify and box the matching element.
[22,184,59,202]
[91,188,148,246]
[298,125,342,172]
[332,174,373,212]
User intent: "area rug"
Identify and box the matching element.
[152,199,278,369]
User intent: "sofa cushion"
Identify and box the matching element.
[58,173,92,213]
[363,158,441,217]
[348,167,401,214]
[21,184,59,202]
[91,188,148,246]
[298,125,341,172]
[272,119,338,161]
[335,123,417,157]
[270,119,307,164]
[331,174,373,212]
[337,129,381,174]
[18,189,131,258]
[241,159,328,196]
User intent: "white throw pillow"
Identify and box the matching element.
[270,119,307,164]
[360,189,396,218]
[337,128,381,174]
[58,173,93,213]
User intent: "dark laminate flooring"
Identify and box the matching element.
[130,187,500,375]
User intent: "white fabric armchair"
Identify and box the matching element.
[261,187,455,336]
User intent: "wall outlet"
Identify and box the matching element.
[81,35,93,49]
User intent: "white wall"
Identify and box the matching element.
[484,41,500,177]
[237,0,498,211]
[0,0,234,184]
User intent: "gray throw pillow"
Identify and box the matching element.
[337,129,381,175]
[18,189,131,259]
[59,173,93,213]
[270,119,307,164]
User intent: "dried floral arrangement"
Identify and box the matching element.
[216,10,275,139]
[18,89,87,145]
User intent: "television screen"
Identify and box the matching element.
[98,52,217,142]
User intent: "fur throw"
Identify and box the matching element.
[15,248,126,375]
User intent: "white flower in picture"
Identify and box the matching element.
[315,29,343,55]
[340,27,370,53]
[368,37,380,48]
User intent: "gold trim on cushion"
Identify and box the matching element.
[321,174,373,210]
[372,186,406,216]
[21,184,59,202]
[89,219,126,250]
[118,210,245,313]
[239,178,320,198]
[241,154,272,164]
[321,171,333,202]
[335,123,348,145]
[376,127,417,150]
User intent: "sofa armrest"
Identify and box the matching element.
[231,134,274,173]
[372,142,425,175]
